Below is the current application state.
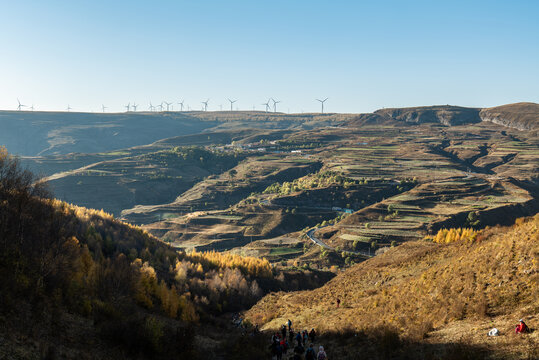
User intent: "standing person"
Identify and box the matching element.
[303,330,308,345]
[282,325,287,340]
[289,329,295,343]
[317,345,327,360]
[309,328,316,343]
[296,331,303,346]
[305,343,316,360]
[294,341,305,357]
[276,341,283,360]
[288,319,292,332]
[269,339,278,358]
[282,338,289,355]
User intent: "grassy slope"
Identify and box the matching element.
[246,215,539,359]
[45,147,243,216]
[121,155,322,223]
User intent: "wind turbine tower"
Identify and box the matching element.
[164,101,172,111]
[16,99,26,111]
[271,98,281,113]
[228,98,237,111]
[178,100,185,111]
[132,103,138,112]
[102,104,107,113]
[125,103,130,112]
[201,99,209,111]
[316,98,328,113]
[149,102,155,112]
[262,99,271,112]
[66,105,72,112]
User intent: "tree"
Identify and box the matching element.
[465,211,480,228]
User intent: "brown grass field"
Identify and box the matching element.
[245,215,539,359]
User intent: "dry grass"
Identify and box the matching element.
[245,215,539,358]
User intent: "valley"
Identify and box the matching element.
[1,102,537,359]
[12,104,537,269]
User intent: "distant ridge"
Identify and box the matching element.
[343,102,538,131]
[0,102,536,156]
[374,105,482,126]
[480,102,539,131]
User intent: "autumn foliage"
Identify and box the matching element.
[0,148,272,357]
[186,250,272,278]
[425,227,478,243]
[246,214,539,357]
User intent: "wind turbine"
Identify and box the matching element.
[201,99,209,111]
[66,105,72,112]
[164,101,172,111]
[132,102,138,112]
[102,104,107,113]
[17,99,26,111]
[125,103,130,112]
[316,98,328,113]
[262,99,271,112]
[30,104,35,111]
[228,98,237,111]
[178,100,185,111]
[271,98,281,113]
[149,102,155,112]
[157,102,163,112]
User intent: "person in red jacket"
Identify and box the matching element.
[515,319,529,334]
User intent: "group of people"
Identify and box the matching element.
[232,313,244,328]
[269,319,327,360]
[488,319,531,337]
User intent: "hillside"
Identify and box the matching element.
[480,102,539,131]
[342,102,538,131]
[3,103,537,270]
[0,148,330,359]
[245,215,539,359]
[0,110,351,156]
[2,103,536,157]
[0,111,220,156]
[374,105,481,126]
[44,146,245,216]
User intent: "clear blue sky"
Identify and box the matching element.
[1,0,538,113]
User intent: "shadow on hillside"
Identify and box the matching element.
[317,327,504,360]
[220,326,507,360]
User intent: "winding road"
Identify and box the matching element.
[306,227,373,258]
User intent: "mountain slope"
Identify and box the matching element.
[0,148,281,359]
[246,215,539,358]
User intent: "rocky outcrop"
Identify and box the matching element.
[479,102,539,131]
[374,105,481,126]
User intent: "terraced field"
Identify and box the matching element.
[9,106,536,268]
[320,175,534,252]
